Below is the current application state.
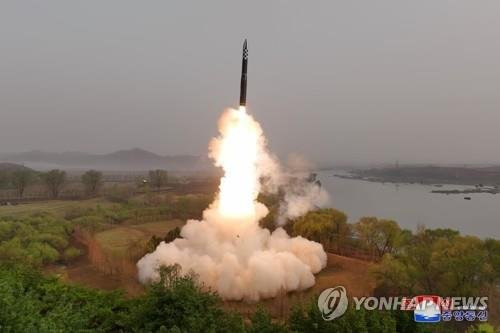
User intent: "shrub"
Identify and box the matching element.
[62,247,82,263]
[64,206,94,220]
[0,215,72,266]
[72,215,107,233]
[105,185,135,203]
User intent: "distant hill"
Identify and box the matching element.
[0,163,32,172]
[0,149,212,172]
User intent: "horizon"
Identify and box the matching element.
[2,147,500,169]
[2,1,500,165]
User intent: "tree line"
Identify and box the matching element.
[0,168,170,200]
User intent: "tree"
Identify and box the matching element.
[0,264,128,331]
[292,208,350,250]
[354,217,406,258]
[466,323,496,333]
[483,238,500,286]
[11,169,36,198]
[0,215,74,267]
[42,169,66,198]
[430,236,492,295]
[0,263,248,332]
[248,307,287,333]
[127,265,245,332]
[289,300,397,332]
[373,229,497,297]
[0,171,9,189]
[81,170,103,196]
[149,169,168,189]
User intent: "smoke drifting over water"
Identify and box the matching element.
[137,107,327,300]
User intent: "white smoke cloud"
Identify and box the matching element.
[137,107,327,301]
[257,152,330,226]
[277,181,330,225]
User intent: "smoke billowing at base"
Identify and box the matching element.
[137,107,328,301]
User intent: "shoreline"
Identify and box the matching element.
[333,174,499,195]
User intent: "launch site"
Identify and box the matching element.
[0,1,498,332]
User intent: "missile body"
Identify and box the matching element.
[239,39,248,107]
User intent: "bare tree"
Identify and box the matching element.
[42,169,66,198]
[81,170,103,196]
[148,169,168,189]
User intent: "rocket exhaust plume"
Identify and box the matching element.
[137,41,327,301]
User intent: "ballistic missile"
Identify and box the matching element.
[239,39,248,107]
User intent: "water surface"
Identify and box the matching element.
[317,170,499,238]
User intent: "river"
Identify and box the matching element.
[317,170,499,238]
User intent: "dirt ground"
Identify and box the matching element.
[46,254,145,296]
[223,253,375,318]
[46,246,375,316]
[44,215,376,317]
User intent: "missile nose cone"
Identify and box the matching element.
[243,39,248,59]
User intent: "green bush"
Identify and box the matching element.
[62,246,82,263]
[0,264,245,332]
[64,206,95,220]
[0,215,73,266]
[126,265,245,332]
[27,242,60,265]
[0,264,128,332]
[0,220,17,242]
[103,208,131,224]
[35,233,69,251]
[169,194,212,220]
[72,215,107,232]
[105,185,135,203]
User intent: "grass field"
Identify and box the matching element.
[95,220,184,257]
[131,220,184,235]
[46,219,185,295]
[0,198,115,218]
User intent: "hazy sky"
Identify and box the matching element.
[1,1,500,165]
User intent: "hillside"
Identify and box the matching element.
[0,149,212,172]
[0,162,32,172]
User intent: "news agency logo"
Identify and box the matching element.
[404,295,489,323]
[317,287,489,323]
[413,295,442,323]
[317,286,348,321]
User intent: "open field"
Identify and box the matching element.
[0,198,115,218]
[95,220,184,257]
[45,219,185,296]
